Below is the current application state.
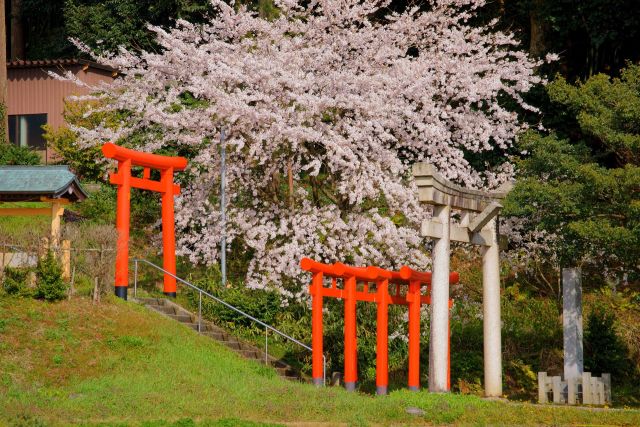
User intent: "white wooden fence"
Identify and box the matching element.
[538,371,611,405]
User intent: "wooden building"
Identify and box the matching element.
[7,59,116,162]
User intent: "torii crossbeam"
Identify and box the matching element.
[102,143,187,300]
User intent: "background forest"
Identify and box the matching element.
[2,0,639,404]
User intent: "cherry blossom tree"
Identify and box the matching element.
[66,0,544,297]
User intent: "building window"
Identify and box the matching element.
[8,114,47,150]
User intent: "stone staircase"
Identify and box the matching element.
[136,297,303,382]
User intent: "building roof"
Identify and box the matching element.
[8,58,117,74]
[0,165,88,202]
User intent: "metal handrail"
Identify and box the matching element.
[132,258,326,385]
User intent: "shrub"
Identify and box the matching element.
[2,266,31,296]
[74,184,160,229]
[73,184,116,224]
[43,125,103,181]
[192,278,282,331]
[0,143,40,165]
[34,251,67,301]
[584,306,629,379]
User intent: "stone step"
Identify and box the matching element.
[183,322,203,331]
[150,305,177,315]
[202,330,227,341]
[168,313,193,323]
[221,340,242,351]
[275,366,297,376]
[240,349,261,359]
[137,297,165,306]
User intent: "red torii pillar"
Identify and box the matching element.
[102,142,187,300]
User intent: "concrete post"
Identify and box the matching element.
[562,268,583,381]
[482,218,502,397]
[582,372,592,404]
[429,204,451,392]
[538,371,548,403]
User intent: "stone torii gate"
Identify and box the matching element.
[413,163,511,397]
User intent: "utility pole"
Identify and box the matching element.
[220,129,227,287]
[0,0,8,143]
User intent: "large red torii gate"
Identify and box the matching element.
[102,143,187,300]
[301,258,459,394]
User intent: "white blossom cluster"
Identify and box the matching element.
[67,0,542,298]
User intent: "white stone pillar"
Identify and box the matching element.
[563,267,583,381]
[429,204,451,392]
[482,218,502,397]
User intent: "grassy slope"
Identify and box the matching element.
[1,297,640,427]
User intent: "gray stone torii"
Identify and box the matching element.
[413,163,511,397]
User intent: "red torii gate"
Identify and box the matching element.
[102,142,187,300]
[301,258,459,394]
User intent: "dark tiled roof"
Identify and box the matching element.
[8,58,116,73]
[0,165,88,202]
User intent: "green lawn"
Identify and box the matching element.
[1,296,639,426]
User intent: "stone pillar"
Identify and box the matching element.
[563,268,583,381]
[482,218,502,397]
[429,204,451,392]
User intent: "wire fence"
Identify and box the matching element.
[0,229,117,300]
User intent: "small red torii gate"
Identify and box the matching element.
[301,258,459,394]
[102,142,187,300]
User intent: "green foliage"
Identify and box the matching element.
[70,178,160,230]
[34,252,68,302]
[505,65,640,282]
[190,278,282,331]
[43,125,103,181]
[548,65,640,166]
[2,267,31,297]
[64,0,214,54]
[505,359,538,398]
[505,132,640,270]
[0,143,41,166]
[22,0,283,59]
[43,100,128,180]
[74,184,117,225]
[22,0,75,59]
[0,104,7,146]
[450,286,562,398]
[584,306,630,379]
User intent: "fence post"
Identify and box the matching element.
[323,354,326,387]
[602,373,612,404]
[68,265,76,300]
[538,372,548,403]
[265,325,268,365]
[134,259,138,298]
[198,290,202,333]
[61,240,71,280]
[552,376,562,403]
[567,377,576,405]
[582,372,592,404]
[597,377,605,404]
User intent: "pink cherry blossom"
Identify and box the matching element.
[65,0,542,298]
